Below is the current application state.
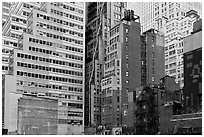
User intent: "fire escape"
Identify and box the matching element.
[134,87,158,134]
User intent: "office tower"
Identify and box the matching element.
[2,3,42,132]
[2,2,85,135]
[183,19,202,111]
[165,10,200,88]
[128,2,202,89]
[85,2,127,129]
[127,2,202,33]
[2,2,42,75]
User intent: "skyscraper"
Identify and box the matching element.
[165,10,200,88]
[2,2,42,75]
[85,2,127,129]
[2,2,85,135]
[101,16,141,129]
[128,2,202,88]
[128,2,202,33]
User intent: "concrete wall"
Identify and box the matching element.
[4,75,22,133]
[184,30,202,53]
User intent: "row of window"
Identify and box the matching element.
[3,40,18,47]
[2,66,8,70]
[11,16,27,24]
[28,37,83,53]
[17,88,83,110]
[17,80,83,101]
[17,71,83,84]
[169,50,176,56]
[51,2,83,14]
[36,21,83,37]
[102,88,112,96]
[23,3,36,9]
[11,25,26,32]
[17,53,83,69]
[37,13,83,30]
[50,8,83,22]
[28,46,83,61]
[105,59,115,70]
[17,61,82,77]
[110,26,119,37]
[17,80,82,93]
[104,69,115,77]
[2,48,11,54]
[36,30,83,45]
[114,5,121,12]
[110,35,119,45]
[169,69,176,74]
[10,33,21,39]
[22,11,30,16]
[2,57,9,62]
[114,12,121,20]
[58,119,82,125]
[106,51,117,62]
[67,111,83,117]
[105,43,117,54]
[61,102,83,109]
[101,77,112,87]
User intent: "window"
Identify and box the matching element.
[117,96,120,102]
[126,28,128,33]
[152,76,155,82]
[126,71,129,77]
[126,37,128,42]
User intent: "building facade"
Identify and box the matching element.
[85,2,127,128]
[183,19,202,111]
[2,2,42,75]
[134,76,180,135]
[127,2,202,33]
[17,96,58,135]
[2,2,12,26]
[164,10,200,88]
[127,2,202,89]
[101,18,141,129]
[2,2,85,135]
[141,29,165,86]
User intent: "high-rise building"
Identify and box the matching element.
[127,2,202,33]
[2,2,42,75]
[165,10,200,88]
[100,18,165,132]
[85,2,127,129]
[183,19,202,111]
[128,2,202,88]
[2,2,85,135]
[101,17,141,129]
